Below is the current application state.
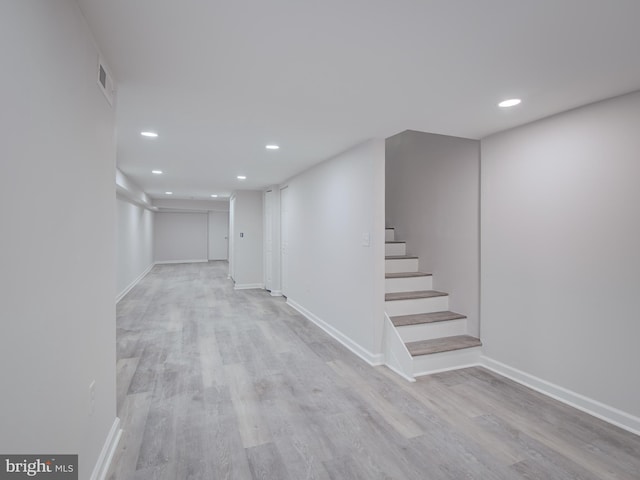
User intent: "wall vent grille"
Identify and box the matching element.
[97,57,116,107]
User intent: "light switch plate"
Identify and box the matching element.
[362,232,370,247]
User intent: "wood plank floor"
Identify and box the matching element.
[108,261,640,479]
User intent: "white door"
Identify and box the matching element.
[280,186,289,297]
[264,190,274,291]
[208,211,229,260]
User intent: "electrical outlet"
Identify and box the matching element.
[89,380,96,416]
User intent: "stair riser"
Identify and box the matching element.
[412,347,482,377]
[385,296,449,316]
[397,318,467,343]
[385,229,395,242]
[385,258,418,273]
[385,243,406,256]
[385,275,432,294]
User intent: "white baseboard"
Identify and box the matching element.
[90,417,122,480]
[269,290,283,297]
[480,356,640,437]
[286,298,384,366]
[383,363,416,383]
[234,283,265,290]
[154,259,208,265]
[116,263,154,304]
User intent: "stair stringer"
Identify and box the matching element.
[382,313,415,382]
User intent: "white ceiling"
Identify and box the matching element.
[78,0,640,200]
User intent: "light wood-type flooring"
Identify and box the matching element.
[108,261,640,479]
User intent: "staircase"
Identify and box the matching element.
[384,227,482,379]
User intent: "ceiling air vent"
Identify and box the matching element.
[97,57,116,107]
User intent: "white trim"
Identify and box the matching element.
[90,417,122,480]
[286,298,384,366]
[234,283,265,290]
[154,259,208,265]
[480,356,640,437]
[269,290,283,297]
[116,263,154,304]
[382,313,415,382]
[383,363,416,383]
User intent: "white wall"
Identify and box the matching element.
[280,186,290,295]
[117,195,154,300]
[0,2,116,477]
[283,140,386,361]
[150,198,229,262]
[229,191,264,288]
[386,131,480,336]
[229,196,236,278]
[154,212,208,263]
[481,91,640,420]
[263,187,282,294]
[208,210,229,260]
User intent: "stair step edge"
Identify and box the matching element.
[385,290,448,301]
[385,272,431,279]
[406,335,482,357]
[391,311,466,327]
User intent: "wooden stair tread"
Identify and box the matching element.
[385,272,431,279]
[391,311,466,327]
[385,290,447,301]
[406,335,482,356]
[385,255,418,260]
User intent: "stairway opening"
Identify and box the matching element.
[384,227,481,379]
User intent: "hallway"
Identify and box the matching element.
[109,262,640,479]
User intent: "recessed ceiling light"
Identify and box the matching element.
[210,194,218,198]
[141,131,158,137]
[152,170,163,174]
[237,175,246,180]
[165,191,173,195]
[498,98,522,108]
[265,145,280,150]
